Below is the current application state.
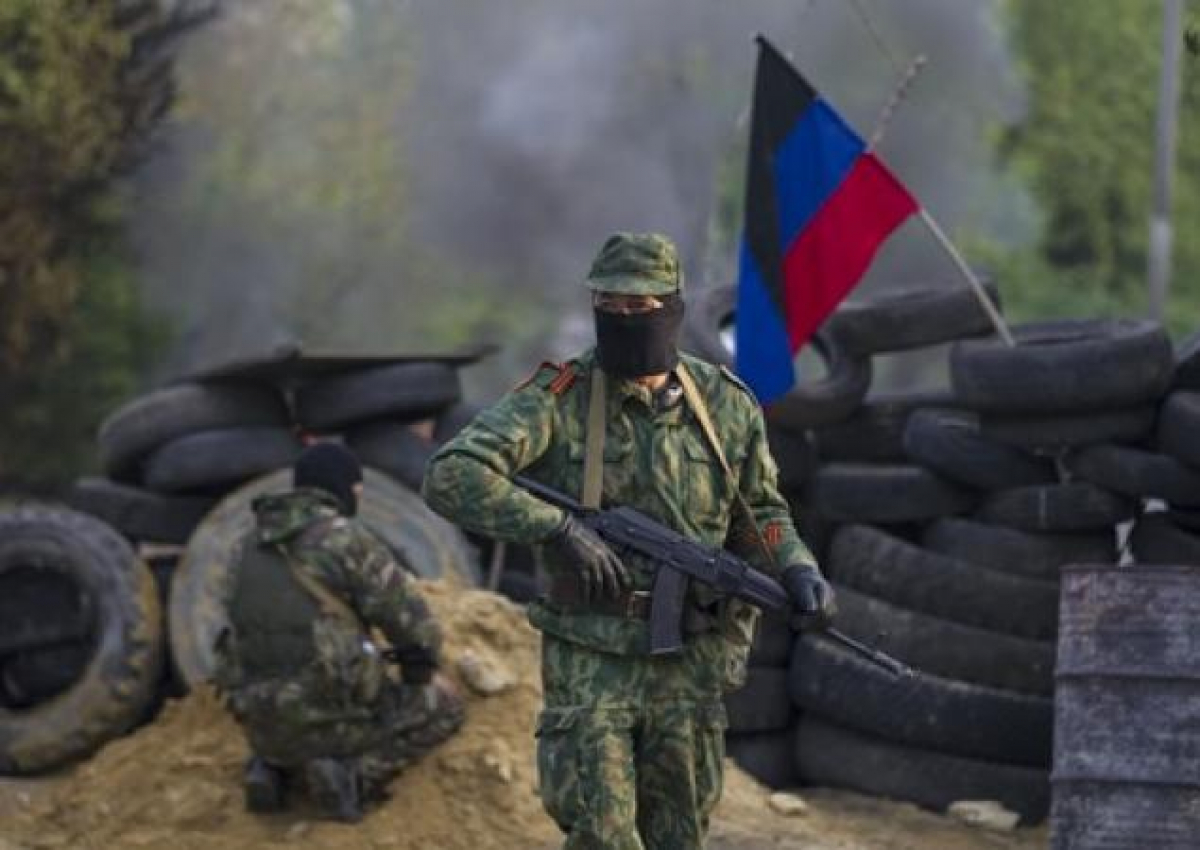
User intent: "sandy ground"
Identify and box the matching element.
[0,584,1047,850]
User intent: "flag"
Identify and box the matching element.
[735,36,918,403]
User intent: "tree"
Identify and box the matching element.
[0,0,211,492]
[995,0,1200,334]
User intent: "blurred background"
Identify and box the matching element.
[2,0,1198,494]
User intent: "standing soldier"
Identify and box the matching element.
[215,443,464,822]
[422,232,834,849]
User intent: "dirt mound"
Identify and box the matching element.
[1,583,1047,850]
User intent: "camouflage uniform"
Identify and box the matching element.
[423,233,816,849]
[215,488,464,798]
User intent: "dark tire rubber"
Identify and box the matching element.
[433,401,484,444]
[794,717,1050,824]
[67,478,217,545]
[814,390,960,464]
[0,506,162,775]
[903,409,1056,491]
[1130,513,1200,566]
[1171,329,1200,391]
[976,483,1136,532]
[0,561,93,656]
[346,421,437,492]
[922,518,1115,583]
[168,469,479,688]
[1065,444,1200,507]
[726,728,797,789]
[725,667,793,734]
[1157,391,1200,470]
[766,426,818,494]
[766,328,873,431]
[294,362,461,432]
[827,524,1059,640]
[790,634,1052,766]
[827,280,1003,357]
[681,284,872,430]
[950,319,1174,414]
[1,643,91,709]
[980,406,1157,452]
[98,382,289,481]
[807,464,976,525]
[142,428,302,495]
[832,585,1055,695]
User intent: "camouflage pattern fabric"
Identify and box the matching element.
[423,348,818,849]
[585,232,684,296]
[216,488,461,797]
[536,633,728,849]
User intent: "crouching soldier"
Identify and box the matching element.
[214,443,464,822]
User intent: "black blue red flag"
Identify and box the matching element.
[735,36,917,403]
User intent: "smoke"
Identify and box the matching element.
[130,0,1026,394]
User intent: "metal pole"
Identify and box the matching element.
[1149,0,1184,322]
[917,208,1016,346]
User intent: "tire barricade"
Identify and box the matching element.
[686,282,1191,825]
[3,356,485,775]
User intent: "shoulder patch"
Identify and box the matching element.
[515,361,578,395]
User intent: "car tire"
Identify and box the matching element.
[950,319,1173,414]
[794,717,1049,824]
[0,507,162,775]
[98,382,289,481]
[142,428,302,495]
[827,524,1059,640]
[789,634,1052,766]
[294,362,461,432]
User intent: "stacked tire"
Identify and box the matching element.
[1119,337,1200,564]
[688,284,1179,824]
[0,507,162,774]
[3,358,486,775]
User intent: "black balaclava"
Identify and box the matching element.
[293,442,363,516]
[594,294,685,378]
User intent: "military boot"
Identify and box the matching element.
[304,757,363,823]
[243,755,287,813]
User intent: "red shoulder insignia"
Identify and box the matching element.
[514,361,577,394]
[762,520,785,547]
[547,363,578,395]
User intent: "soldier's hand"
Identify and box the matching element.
[550,515,631,601]
[783,564,836,631]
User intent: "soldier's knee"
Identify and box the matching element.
[535,707,639,842]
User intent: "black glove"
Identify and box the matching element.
[549,514,631,602]
[783,564,836,630]
[393,644,438,685]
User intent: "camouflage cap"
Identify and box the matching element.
[585,232,683,296]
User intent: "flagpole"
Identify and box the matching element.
[867,55,1016,348]
[916,208,1015,347]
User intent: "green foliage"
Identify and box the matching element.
[0,0,128,371]
[0,0,187,492]
[995,0,1200,334]
[0,247,163,493]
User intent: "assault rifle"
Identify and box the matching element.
[516,476,909,676]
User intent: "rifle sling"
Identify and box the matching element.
[581,367,607,510]
[276,526,366,633]
[581,359,781,574]
[675,362,782,575]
